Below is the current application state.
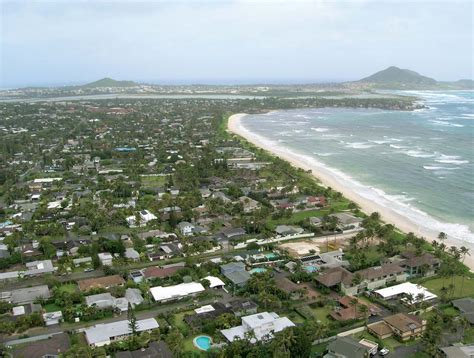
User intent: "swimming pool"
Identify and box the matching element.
[194,335,212,351]
[304,265,319,273]
[250,267,267,274]
[265,253,278,259]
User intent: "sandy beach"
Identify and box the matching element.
[228,113,474,271]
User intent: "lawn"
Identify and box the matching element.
[172,310,194,331]
[183,336,207,356]
[56,283,78,294]
[141,175,167,188]
[308,305,333,324]
[44,303,62,313]
[310,342,328,357]
[464,327,474,344]
[418,275,474,298]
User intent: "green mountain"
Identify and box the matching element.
[357,66,437,88]
[82,77,138,88]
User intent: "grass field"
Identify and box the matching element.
[56,283,78,294]
[308,305,333,324]
[141,175,168,188]
[419,275,474,298]
[464,327,474,344]
[44,303,62,313]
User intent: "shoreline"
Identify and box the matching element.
[228,113,474,271]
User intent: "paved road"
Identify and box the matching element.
[2,288,233,346]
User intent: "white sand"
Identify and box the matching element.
[228,113,474,271]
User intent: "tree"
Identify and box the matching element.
[127,302,138,338]
[165,328,184,357]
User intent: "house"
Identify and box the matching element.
[315,263,407,296]
[324,336,372,358]
[398,251,440,277]
[43,311,63,326]
[85,293,116,309]
[141,266,181,280]
[373,282,437,304]
[329,296,381,321]
[73,256,93,267]
[220,312,295,342]
[225,299,258,317]
[238,196,261,213]
[220,262,251,287]
[115,341,172,358]
[129,270,144,283]
[275,225,304,236]
[330,213,363,231]
[126,210,157,227]
[440,344,474,358]
[0,285,51,305]
[203,275,225,288]
[150,282,205,302]
[125,288,144,307]
[124,247,140,261]
[184,303,232,328]
[24,259,55,276]
[98,252,113,266]
[309,216,323,227]
[177,221,195,236]
[220,227,246,241]
[11,332,70,358]
[78,275,125,292]
[84,318,159,347]
[303,250,349,269]
[199,187,211,199]
[211,191,232,203]
[368,313,426,341]
[452,298,474,325]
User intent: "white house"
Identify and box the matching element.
[43,311,63,326]
[373,282,437,304]
[177,221,195,236]
[125,248,140,261]
[150,282,205,302]
[126,210,157,227]
[84,318,159,347]
[221,312,295,343]
[98,252,113,266]
[203,275,225,289]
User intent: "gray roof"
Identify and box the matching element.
[224,270,251,286]
[115,341,172,358]
[125,288,144,306]
[85,293,115,309]
[326,336,369,358]
[452,298,474,324]
[221,261,246,274]
[4,285,51,304]
[440,345,474,358]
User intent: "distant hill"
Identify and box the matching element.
[357,66,437,88]
[81,77,138,88]
[453,79,474,89]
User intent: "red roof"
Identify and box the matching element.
[142,266,180,279]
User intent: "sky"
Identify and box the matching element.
[1,0,472,87]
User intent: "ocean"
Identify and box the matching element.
[240,90,474,243]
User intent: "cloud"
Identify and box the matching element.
[0,0,472,86]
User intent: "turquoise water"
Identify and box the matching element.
[241,91,474,243]
[194,336,212,351]
[265,253,278,259]
[250,267,267,274]
[304,265,319,273]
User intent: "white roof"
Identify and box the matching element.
[374,282,437,302]
[203,275,225,288]
[12,306,25,316]
[85,318,159,345]
[33,178,62,183]
[221,312,295,342]
[195,305,215,314]
[150,282,205,301]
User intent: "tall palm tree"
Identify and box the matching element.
[459,246,470,295]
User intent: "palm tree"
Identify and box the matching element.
[459,246,470,295]
[357,304,369,325]
[438,232,447,241]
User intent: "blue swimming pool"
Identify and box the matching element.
[265,253,278,259]
[250,267,267,274]
[304,265,319,273]
[194,335,212,351]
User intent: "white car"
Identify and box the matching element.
[379,348,390,356]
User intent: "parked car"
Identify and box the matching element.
[379,348,390,356]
